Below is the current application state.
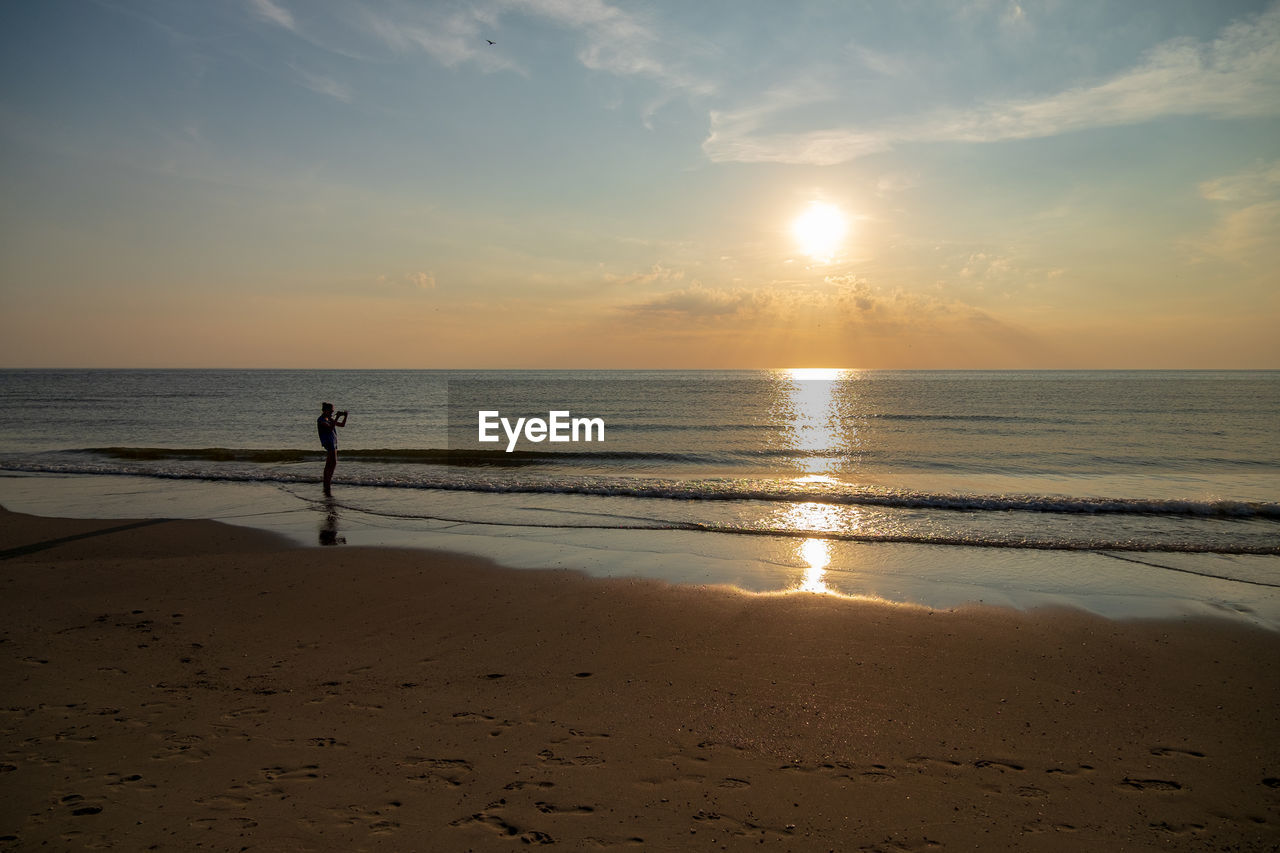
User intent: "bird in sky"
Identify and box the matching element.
[486,39,496,45]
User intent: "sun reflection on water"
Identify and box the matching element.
[769,368,871,595]
[773,367,856,476]
[798,537,833,594]
[778,501,858,595]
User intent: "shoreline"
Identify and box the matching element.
[3,471,1278,629]
[2,506,1278,850]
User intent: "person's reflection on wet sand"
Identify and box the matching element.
[319,496,346,546]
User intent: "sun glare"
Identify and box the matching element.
[787,367,843,381]
[792,202,847,263]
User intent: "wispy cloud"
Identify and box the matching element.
[624,283,771,318]
[508,0,716,95]
[375,271,437,291]
[364,5,515,73]
[355,0,715,95]
[289,63,352,102]
[705,3,1280,165]
[603,264,685,287]
[620,276,1000,336]
[247,0,295,32]
[1199,159,1280,202]
[1194,160,1280,261]
[242,0,717,112]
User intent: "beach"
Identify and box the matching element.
[6,1,1280,848]
[1,506,1277,851]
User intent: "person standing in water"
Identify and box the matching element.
[317,402,347,495]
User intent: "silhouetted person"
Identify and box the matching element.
[317,402,347,495]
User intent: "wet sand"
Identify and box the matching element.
[1,506,1277,851]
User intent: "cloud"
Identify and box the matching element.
[704,4,1280,165]
[247,0,295,31]
[822,274,881,313]
[620,276,996,336]
[1195,160,1280,261]
[1000,2,1030,36]
[625,283,771,318]
[1212,202,1280,255]
[374,272,436,291]
[957,252,1013,281]
[352,0,715,94]
[363,6,515,73]
[1199,159,1280,202]
[508,0,716,95]
[704,116,891,167]
[289,63,352,102]
[241,0,717,114]
[602,264,685,287]
[408,271,436,290]
[874,171,920,196]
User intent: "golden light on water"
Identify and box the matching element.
[791,202,848,263]
[786,367,843,381]
[768,368,870,594]
[798,537,833,594]
[776,502,855,595]
[778,367,851,475]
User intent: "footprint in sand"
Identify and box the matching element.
[537,749,604,767]
[582,837,645,848]
[404,757,473,786]
[551,729,610,746]
[1150,747,1206,759]
[449,811,555,845]
[1046,764,1095,776]
[344,702,384,712]
[220,706,269,720]
[334,803,403,836]
[193,793,252,808]
[191,816,258,831]
[104,772,145,787]
[451,711,497,723]
[1149,821,1205,835]
[905,755,963,769]
[404,757,472,771]
[260,765,321,782]
[60,794,103,817]
[535,802,595,815]
[1119,777,1182,792]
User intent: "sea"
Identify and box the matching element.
[1,369,1277,625]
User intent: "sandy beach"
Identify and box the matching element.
[1,506,1277,851]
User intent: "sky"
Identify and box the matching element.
[1,0,1278,369]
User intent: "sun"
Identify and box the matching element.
[792,202,847,263]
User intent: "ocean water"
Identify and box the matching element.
[1,369,1277,623]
